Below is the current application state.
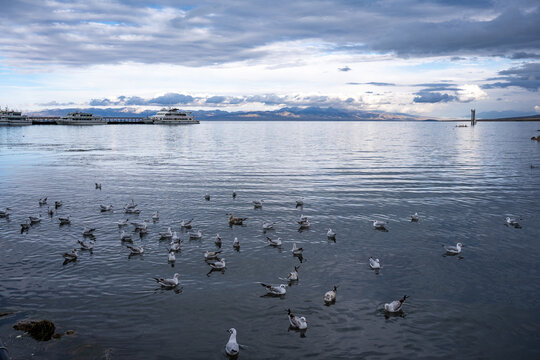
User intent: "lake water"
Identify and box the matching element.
[1,121,539,359]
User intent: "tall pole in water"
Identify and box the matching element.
[471,109,476,126]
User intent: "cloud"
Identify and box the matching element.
[510,52,540,59]
[413,84,486,103]
[483,62,540,91]
[338,66,351,72]
[414,91,457,103]
[39,100,75,106]
[347,82,395,86]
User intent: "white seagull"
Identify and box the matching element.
[171,231,179,242]
[371,220,388,230]
[117,218,129,227]
[225,328,239,357]
[153,273,180,288]
[260,283,287,296]
[180,219,193,229]
[168,251,176,263]
[292,242,303,256]
[443,242,463,255]
[369,257,381,269]
[287,266,300,281]
[411,212,419,222]
[152,211,159,221]
[120,230,132,242]
[233,237,240,249]
[125,199,137,209]
[384,295,408,313]
[327,228,336,240]
[209,258,226,269]
[266,236,282,247]
[296,198,304,207]
[29,215,42,224]
[58,215,71,225]
[127,244,144,255]
[0,208,10,218]
[39,197,47,206]
[324,286,338,304]
[253,200,263,208]
[287,309,307,330]
[204,250,222,260]
[62,249,78,261]
[215,233,222,247]
[189,230,202,240]
[100,204,113,212]
[170,241,181,252]
[159,227,173,239]
[131,220,148,230]
[506,217,521,228]
[204,193,210,201]
[262,221,274,231]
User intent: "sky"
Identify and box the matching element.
[0,0,539,119]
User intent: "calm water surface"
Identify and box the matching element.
[1,121,540,359]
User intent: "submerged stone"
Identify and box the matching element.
[13,319,56,341]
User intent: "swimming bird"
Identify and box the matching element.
[371,220,388,230]
[204,250,222,260]
[159,227,173,240]
[287,309,307,329]
[82,227,96,236]
[209,258,226,269]
[126,244,144,255]
[262,221,274,231]
[153,273,180,288]
[0,208,10,218]
[369,257,381,269]
[124,207,141,214]
[39,197,47,206]
[20,221,30,232]
[215,233,222,247]
[204,193,210,201]
[296,198,304,207]
[29,215,42,224]
[120,230,132,242]
[125,199,137,209]
[506,216,521,228]
[171,231,179,242]
[131,220,148,230]
[168,250,176,263]
[47,207,54,216]
[95,183,101,190]
[260,283,287,296]
[411,212,419,222]
[228,213,247,226]
[266,236,282,247]
[62,249,78,262]
[78,239,95,251]
[117,218,129,227]
[179,219,193,229]
[299,214,308,222]
[287,266,300,281]
[100,204,113,212]
[443,242,463,255]
[297,215,310,228]
[232,190,237,199]
[253,200,263,208]
[292,242,303,256]
[384,295,408,313]
[225,328,239,357]
[170,241,181,252]
[324,286,338,304]
[233,237,240,249]
[189,230,202,240]
[152,211,159,221]
[54,201,62,209]
[58,215,71,225]
[327,228,336,240]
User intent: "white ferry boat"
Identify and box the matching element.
[57,112,105,125]
[150,108,199,124]
[0,109,31,126]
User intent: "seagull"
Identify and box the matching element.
[225,328,239,357]
[204,250,222,260]
[411,212,419,222]
[58,215,71,225]
[324,286,338,304]
[298,219,310,229]
[215,233,222,247]
[179,219,193,229]
[262,221,274,231]
[253,200,263,208]
[506,216,521,228]
[287,309,307,329]
[168,251,176,263]
[189,230,202,240]
[296,198,304,207]
[443,242,463,255]
[159,227,173,239]
[170,241,181,252]
[327,228,336,240]
[47,207,54,216]
[228,213,247,226]
[120,230,132,242]
[153,273,180,288]
[384,295,408,313]
[20,221,30,232]
[95,183,101,189]
[266,236,282,247]
[100,204,113,212]
[209,258,226,269]
[0,208,10,218]
[299,214,308,222]
[371,220,388,230]
[116,218,129,227]
[171,231,179,242]
[204,193,210,201]
[292,242,303,256]
[152,211,159,221]
[260,283,287,296]
[55,201,62,209]
[39,197,47,206]
[369,257,381,269]
[29,215,42,224]
[124,207,141,214]
[232,190,237,199]
[287,266,300,281]
[82,227,96,236]
[62,249,78,261]
[125,199,137,209]
[131,220,148,230]
[233,237,240,249]
[78,239,95,251]
[126,244,144,255]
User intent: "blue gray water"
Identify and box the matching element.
[1,121,539,359]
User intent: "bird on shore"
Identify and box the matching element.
[117,218,129,227]
[228,213,247,226]
[215,233,222,247]
[371,220,388,230]
[100,204,113,212]
[0,208,10,218]
[126,244,144,255]
[58,215,71,225]
[443,242,463,255]
[82,227,96,237]
[168,250,176,263]
[204,193,210,201]
[324,286,338,304]
[55,201,62,209]
[153,273,180,288]
[287,266,300,281]
[62,249,78,262]
[292,242,303,256]
[189,230,203,240]
[262,221,274,231]
[39,197,47,206]
[253,200,263,208]
[327,228,336,240]
[225,328,239,357]
[180,219,193,229]
[384,295,408,313]
[29,215,42,224]
[120,230,132,242]
[209,258,226,270]
[233,237,240,249]
[266,236,282,247]
[369,257,381,270]
[159,227,173,240]
[78,239,95,251]
[260,283,287,296]
[505,216,521,228]
[287,309,307,330]
[411,212,419,222]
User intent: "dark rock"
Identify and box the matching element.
[52,333,62,339]
[65,330,76,336]
[531,136,537,140]
[0,312,14,319]
[13,319,56,341]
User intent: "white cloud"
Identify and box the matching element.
[457,84,488,103]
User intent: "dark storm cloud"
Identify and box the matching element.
[483,62,540,91]
[0,0,538,67]
[510,52,540,60]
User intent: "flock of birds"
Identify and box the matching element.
[0,183,525,358]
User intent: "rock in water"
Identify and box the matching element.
[13,319,56,341]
